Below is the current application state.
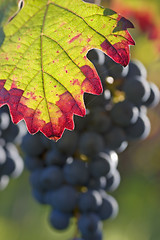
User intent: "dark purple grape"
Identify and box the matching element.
[89,153,111,179]
[123,76,150,105]
[78,190,102,212]
[97,191,119,220]
[110,100,139,127]
[125,114,151,140]
[104,127,128,153]
[143,82,160,108]
[45,185,77,213]
[78,213,102,238]
[40,166,64,190]
[5,143,24,178]
[45,147,66,166]
[30,169,43,190]
[63,158,89,186]
[49,209,71,230]
[24,156,44,171]
[0,157,16,176]
[79,132,104,157]
[88,107,112,133]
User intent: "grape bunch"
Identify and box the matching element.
[0,105,24,190]
[21,50,159,240]
[86,49,160,151]
[22,132,119,240]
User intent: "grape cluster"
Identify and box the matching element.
[22,132,119,240]
[21,50,159,240]
[0,105,24,190]
[86,49,160,151]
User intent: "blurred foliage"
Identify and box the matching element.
[0,0,17,46]
[0,0,16,24]
[0,0,160,240]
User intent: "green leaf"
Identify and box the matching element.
[0,0,135,140]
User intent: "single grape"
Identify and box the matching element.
[79,131,104,157]
[45,147,67,166]
[63,158,89,186]
[125,114,151,140]
[97,191,119,220]
[0,157,16,176]
[24,156,44,171]
[123,76,150,105]
[78,213,102,238]
[88,107,112,133]
[40,166,64,190]
[110,100,139,127]
[30,169,43,190]
[78,190,102,212]
[5,142,24,178]
[143,82,160,108]
[49,209,71,230]
[89,153,111,179]
[104,127,128,153]
[45,185,78,213]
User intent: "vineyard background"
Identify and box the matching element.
[0,0,160,240]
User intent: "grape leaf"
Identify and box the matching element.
[0,0,135,140]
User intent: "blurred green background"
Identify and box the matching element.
[0,0,160,239]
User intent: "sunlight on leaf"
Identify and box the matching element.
[0,0,135,140]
